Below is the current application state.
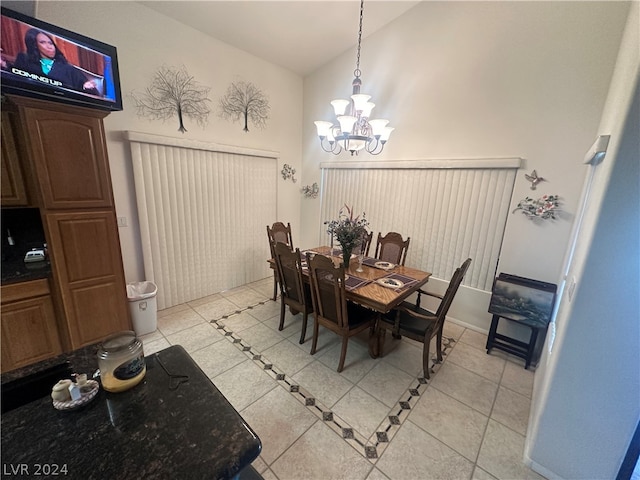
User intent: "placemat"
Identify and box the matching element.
[362,257,395,270]
[361,257,378,267]
[344,275,369,291]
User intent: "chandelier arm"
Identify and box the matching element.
[319,137,342,154]
[365,137,385,155]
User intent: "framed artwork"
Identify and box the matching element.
[488,273,557,328]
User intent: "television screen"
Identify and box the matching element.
[1,7,123,111]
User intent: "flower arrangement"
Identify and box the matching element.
[326,205,370,264]
[513,194,560,220]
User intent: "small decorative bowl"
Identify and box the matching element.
[52,380,100,411]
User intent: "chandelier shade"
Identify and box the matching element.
[314,0,393,156]
[331,99,350,115]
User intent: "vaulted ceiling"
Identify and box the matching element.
[138,1,420,76]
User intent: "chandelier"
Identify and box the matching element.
[314,0,393,156]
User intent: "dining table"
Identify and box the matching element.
[269,245,432,357]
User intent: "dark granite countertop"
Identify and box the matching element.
[1,253,51,285]
[1,345,262,479]
[1,343,98,385]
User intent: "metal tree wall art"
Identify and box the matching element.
[219,81,270,132]
[131,65,211,133]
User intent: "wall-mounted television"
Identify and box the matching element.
[1,7,123,111]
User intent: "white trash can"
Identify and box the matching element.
[126,281,158,336]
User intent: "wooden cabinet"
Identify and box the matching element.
[45,210,130,347]
[1,110,29,206]
[1,279,62,373]
[11,97,112,210]
[2,95,131,354]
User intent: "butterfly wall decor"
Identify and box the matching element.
[524,170,544,190]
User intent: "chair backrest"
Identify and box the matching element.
[267,222,292,247]
[306,253,348,329]
[374,232,410,265]
[434,258,472,323]
[353,231,373,256]
[273,242,306,305]
[267,222,293,257]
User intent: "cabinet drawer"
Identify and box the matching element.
[1,278,50,305]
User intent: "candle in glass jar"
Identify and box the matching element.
[97,331,146,393]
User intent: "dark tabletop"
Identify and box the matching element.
[1,345,262,479]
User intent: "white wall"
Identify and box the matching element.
[526,2,640,477]
[302,1,629,332]
[35,1,304,284]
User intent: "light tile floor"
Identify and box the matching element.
[140,277,546,480]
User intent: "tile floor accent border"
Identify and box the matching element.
[210,297,455,463]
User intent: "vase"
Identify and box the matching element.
[341,246,351,269]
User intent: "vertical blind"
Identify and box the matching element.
[127,132,277,310]
[320,160,519,291]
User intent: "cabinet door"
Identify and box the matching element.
[45,210,130,348]
[18,101,113,209]
[1,295,62,373]
[1,111,29,206]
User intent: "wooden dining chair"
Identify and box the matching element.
[306,253,377,372]
[273,242,312,344]
[376,258,472,378]
[266,222,293,300]
[374,232,410,265]
[353,231,373,257]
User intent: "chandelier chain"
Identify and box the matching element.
[355,0,364,78]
